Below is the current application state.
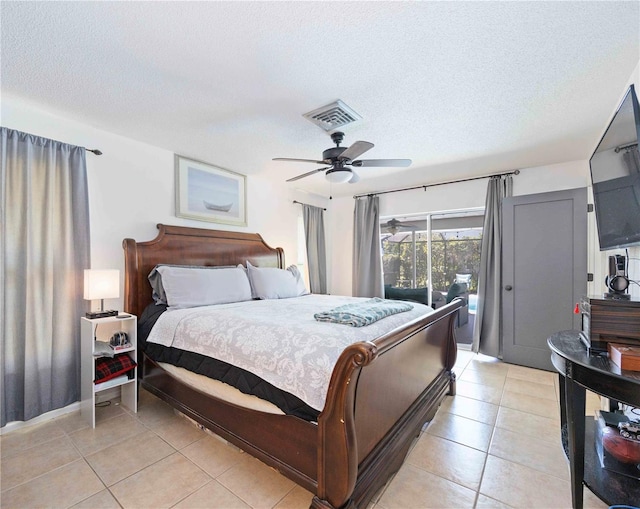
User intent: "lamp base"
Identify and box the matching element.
[85,310,119,319]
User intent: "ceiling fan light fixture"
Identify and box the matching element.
[325,169,352,184]
[275,132,409,183]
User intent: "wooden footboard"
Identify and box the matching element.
[140,359,320,492]
[313,300,460,509]
[124,225,461,509]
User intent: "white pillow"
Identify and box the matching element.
[286,264,310,297]
[455,273,472,285]
[245,261,309,299]
[148,264,234,305]
[155,265,252,308]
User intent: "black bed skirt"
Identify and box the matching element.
[139,303,319,422]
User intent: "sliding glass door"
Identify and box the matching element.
[381,209,483,343]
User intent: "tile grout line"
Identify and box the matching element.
[2,352,592,509]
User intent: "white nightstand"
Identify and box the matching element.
[80,313,137,427]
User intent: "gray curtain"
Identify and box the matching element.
[622,147,640,174]
[1,127,90,427]
[353,195,383,298]
[302,204,327,294]
[472,175,513,357]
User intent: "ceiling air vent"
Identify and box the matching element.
[303,100,362,132]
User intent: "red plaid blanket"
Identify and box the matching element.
[95,353,137,383]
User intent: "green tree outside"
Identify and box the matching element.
[382,231,482,292]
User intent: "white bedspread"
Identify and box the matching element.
[146,294,433,411]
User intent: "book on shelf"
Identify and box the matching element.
[111,342,132,351]
[94,374,129,391]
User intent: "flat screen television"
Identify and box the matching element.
[589,84,640,250]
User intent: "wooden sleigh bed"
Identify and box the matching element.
[123,224,461,509]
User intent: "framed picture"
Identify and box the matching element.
[175,155,247,226]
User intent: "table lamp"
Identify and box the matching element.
[84,269,120,318]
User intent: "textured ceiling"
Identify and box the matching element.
[2,1,639,198]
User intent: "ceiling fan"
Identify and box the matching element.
[381,218,421,235]
[274,131,412,184]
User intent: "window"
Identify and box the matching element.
[430,228,482,293]
[381,210,483,297]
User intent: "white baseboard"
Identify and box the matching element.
[0,401,81,435]
[1,386,123,435]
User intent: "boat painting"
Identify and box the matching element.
[175,155,246,226]
[203,200,233,212]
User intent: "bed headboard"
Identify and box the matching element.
[122,224,285,317]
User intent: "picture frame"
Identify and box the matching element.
[175,155,247,226]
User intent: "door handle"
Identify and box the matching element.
[505,285,513,291]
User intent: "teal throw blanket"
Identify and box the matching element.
[314,297,413,327]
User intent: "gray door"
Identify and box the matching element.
[502,188,587,371]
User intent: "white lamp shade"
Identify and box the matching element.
[84,270,120,300]
[325,169,352,184]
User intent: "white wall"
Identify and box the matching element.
[5,55,639,305]
[329,160,590,296]
[330,59,640,299]
[1,94,313,311]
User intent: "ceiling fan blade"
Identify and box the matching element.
[351,159,412,167]
[338,141,374,162]
[274,157,327,164]
[348,171,360,184]
[399,220,424,229]
[383,217,420,232]
[286,167,329,182]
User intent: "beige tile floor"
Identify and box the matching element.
[0,350,612,509]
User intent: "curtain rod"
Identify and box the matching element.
[8,128,103,155]
[353,169,520,199]
[292,200,327,211]
[615,142,638,153]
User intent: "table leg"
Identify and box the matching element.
[564,371,586,509]
[558,374,567,435]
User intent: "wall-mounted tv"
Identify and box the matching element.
[589,84,640,250]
